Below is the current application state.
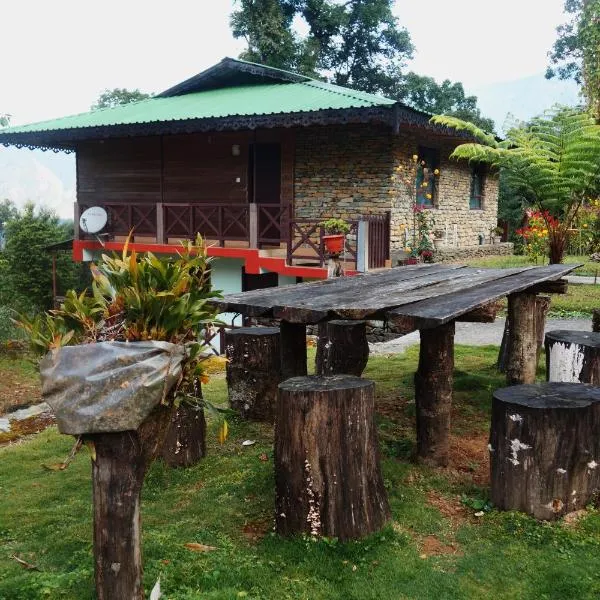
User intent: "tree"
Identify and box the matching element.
[547,0,600,119]
[0,114,9,127]
[0,204,82,311]
[433,108,600,263]
[230,0,493,128]
[397,73,496,132]
[91,88,152,110]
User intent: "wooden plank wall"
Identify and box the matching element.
[76,130,294,208]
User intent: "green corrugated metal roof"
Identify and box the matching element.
[0,79,395,136]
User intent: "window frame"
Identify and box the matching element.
[469,163,486,210]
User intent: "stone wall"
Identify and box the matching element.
[293,124,499,250]
[434,242,514,262]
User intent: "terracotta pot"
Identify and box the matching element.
[433,238,444,250]
[323,234,345,254]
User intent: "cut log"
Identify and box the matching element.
[545,330,600,384]
[414,321,455,467]
[593,309,600,333]
[506,292,538,385]
[275,375,390,540]
[315,320,369,376]
[489,382,600,520]
[280,321,307,379]
[91,404,173,600]
[499,295,549,374]
[160,400,206,467]
[225,327,282,421]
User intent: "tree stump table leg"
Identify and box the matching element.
[280,321,307,379]
[91,405,173,600]
[414,321,455,467]
[275,375,390,540]
[592,309,600,333]
[545,330,600,384]
[506,292,538,385]
[225,327,282,421]
[490,382,600,520]
[315,320,369,376]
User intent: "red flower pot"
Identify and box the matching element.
[406,257,418,265]
[323,234,345,255]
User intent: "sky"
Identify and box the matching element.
[0,0,580,217]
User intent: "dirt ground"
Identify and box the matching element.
[0,369,40,414]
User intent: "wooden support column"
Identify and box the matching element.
[414,321,455,467]
[91,405,173,600]
[593,309,600,333]
[280,320,307,379]
[506,292,538,385]
[156,202,165,244]
[249,203,258,249]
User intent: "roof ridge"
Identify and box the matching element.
[301,79,394,106]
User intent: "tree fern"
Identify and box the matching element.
[433,107,600,262]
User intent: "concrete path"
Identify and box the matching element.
[370,318,592,355]
[566,275,599,285]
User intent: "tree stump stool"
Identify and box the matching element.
[592,309,600,333]
[315,320,369,376]
[490,382,600,520]
[225,327,282,421]
[545,330,600,384]
[160,401,206,468]
[275,375,390,540]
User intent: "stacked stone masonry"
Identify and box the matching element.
[294,124,499,250]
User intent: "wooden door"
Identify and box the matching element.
[249,143,282,243]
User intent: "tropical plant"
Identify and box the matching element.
[320,218,351,235]
[432,108,600,263]
[18,235,223,400]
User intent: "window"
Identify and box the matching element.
[415,147,440,207]
[470,164,486,209]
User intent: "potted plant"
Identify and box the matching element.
[320,218,351,255]
[433,229,445,250]
[490,225,504,244]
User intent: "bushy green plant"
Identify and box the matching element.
[320,218,351,235]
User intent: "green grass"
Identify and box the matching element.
[2,347,600,599]
[461,254,600,278]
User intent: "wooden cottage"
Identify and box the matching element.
[0,57,499,293]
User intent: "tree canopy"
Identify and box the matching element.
[547,0,600,119]
[231,0,494,131]
[433,108,600,262]
[91,88,152,110]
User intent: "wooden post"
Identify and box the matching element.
[52,254,58,303]
[74,202,80,241]
[506,292,538,385]
[593,309,600,333]
[414,321,455,467]
[91,405,173,600]
[315,320,369,376]
[225,327,282,421]
[280,321,307,379]
[156,202,165,244]
[545,330,600,384]
[275,375,390,540]
[490,382,600,520]
[249,203,258,249]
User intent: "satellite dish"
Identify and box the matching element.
[80,206,108,234]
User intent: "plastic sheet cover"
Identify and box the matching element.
[40,341,185,435]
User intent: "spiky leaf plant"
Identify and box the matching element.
[18,235,223,408]
[432,107,600,263]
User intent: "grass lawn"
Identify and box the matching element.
[460,254,600,278]
[2,347,600,599]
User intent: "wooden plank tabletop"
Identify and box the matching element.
[212,263,580,325]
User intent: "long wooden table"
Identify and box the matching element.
[213,263,578,466]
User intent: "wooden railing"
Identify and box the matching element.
[75,202,390,271]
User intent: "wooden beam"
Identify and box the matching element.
[528,278,568,294]
[456,301,501,323]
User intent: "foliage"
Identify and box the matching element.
[516,210,557,263]
[18,235,221,391]
[91,88,152,110]
[320,218,351,235]
[568,198,600,253]
[0,203,82,312]
[230,1,493,129]
[433,107,600,263]
[396,73,496,132]
[547,0,600,119]
[5,346,600,598]
[412,204,435,261]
